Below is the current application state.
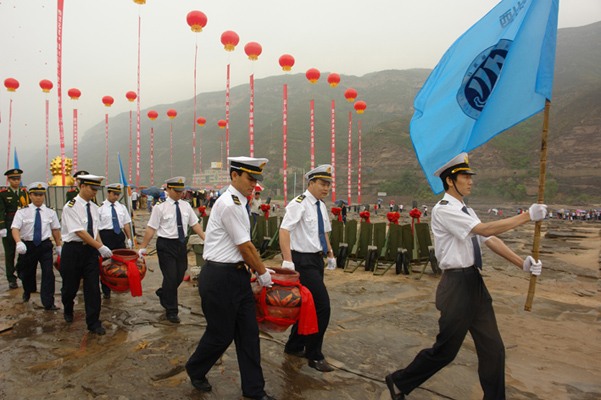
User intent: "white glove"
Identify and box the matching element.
[98,245,113,259]
[257,270,273,288]
[528,204,547,221]
[326,257,336,270]
[281,260,295,271]
[138,248,147,258]
[126,239,133,249]
[0,228,6,238]
[54,245,62,256]
[16,241,27,255]
[523,255,542,276]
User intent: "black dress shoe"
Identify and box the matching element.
[190,377,212,391]
[45,304,60,311]
[385,374,405,400]
[284,347,305,358]
[9,282,18,289]
[90,326,106,335]
[22,292,30,302]
[102,293,111,299]
[243,395,276,400]
[64,313,74,323]
[308,359,334,372]
[166,315,180,324]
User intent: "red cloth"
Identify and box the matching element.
[198,206,207,217]
[359,211,371,223]
[331,207,342,221]
[260,204,270,218]
[100,254,143,297]
[387,212,400,225]
[252,278,318,335]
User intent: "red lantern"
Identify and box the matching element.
[68,88,81,100]
[221,30,239,52]
[327,73,340,88]
[354,101,367,114]
[4,78,19,92]
[186,10,207,32]
[197,117,206,126]
[218,119,226,129]
[279,54,295,71]
[167,109,177,119]
[102,96,114,107]
[39,79,53,93]
[306,68,320,84]
[147,110,158,121]
[126,91,137,102]
[344,88,357,102]
[244,42,262,61]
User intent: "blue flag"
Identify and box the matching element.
[14,148,23,186]
[118,153,129,187]
[410,0,559,194]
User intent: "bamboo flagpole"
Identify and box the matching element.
[524,98,551,312]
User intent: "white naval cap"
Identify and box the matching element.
[165,176,186,191]
[228,156,268,181]
[433,152,476,180]
[305,164,333,182]
[27,182,48,193]
[77,174,105,188]
[106,183,123,193]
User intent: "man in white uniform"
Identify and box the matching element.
[11,182,61,309]
[138,177,205,323]
[97,183,133,298]
[385,153,546,400]
[279,164,337,372]
[60,174,113,335]
[186,156,275,400]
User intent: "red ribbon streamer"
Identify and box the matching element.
[409,209,422,233]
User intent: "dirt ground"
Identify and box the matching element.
[0,205,599,400]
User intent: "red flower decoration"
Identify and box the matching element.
[409,208,422,233]
[387,212,400,225]
[331,207,342,221]
[359,211,371,223]
[260,203,271,218]
[198,206,207,217]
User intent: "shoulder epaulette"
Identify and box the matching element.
[295,194,306,203]
[156,199,165,205]
[231,194,241,205]
[439,200,449,205]
[67,198,76,207]
[67,188,76,192]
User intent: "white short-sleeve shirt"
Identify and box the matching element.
[147,197,199,239]
[202,185,252,263]
[98,200,132,231]
[280,190,331,253]
[61,195,100,243]
[11,203,60,241]
[431,193,490,270]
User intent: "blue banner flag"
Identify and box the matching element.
[118,153,129,187]
[14,148,22,186]
[410,0,559,194]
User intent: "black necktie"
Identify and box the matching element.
[111,204,121,234]
[461,206,482,269]
[33,208,42,246]
[316,201,328,254]
[86,202,94,237]
[175,201,185,243]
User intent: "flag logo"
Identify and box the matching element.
[457,39,512,120]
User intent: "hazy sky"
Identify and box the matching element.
[0,0,599,169]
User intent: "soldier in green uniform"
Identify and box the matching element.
[0,169,30,289]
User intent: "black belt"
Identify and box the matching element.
[444,265,478,274]
[205,260,246,269]
[22,239,51,245]
[65,241,88,246]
